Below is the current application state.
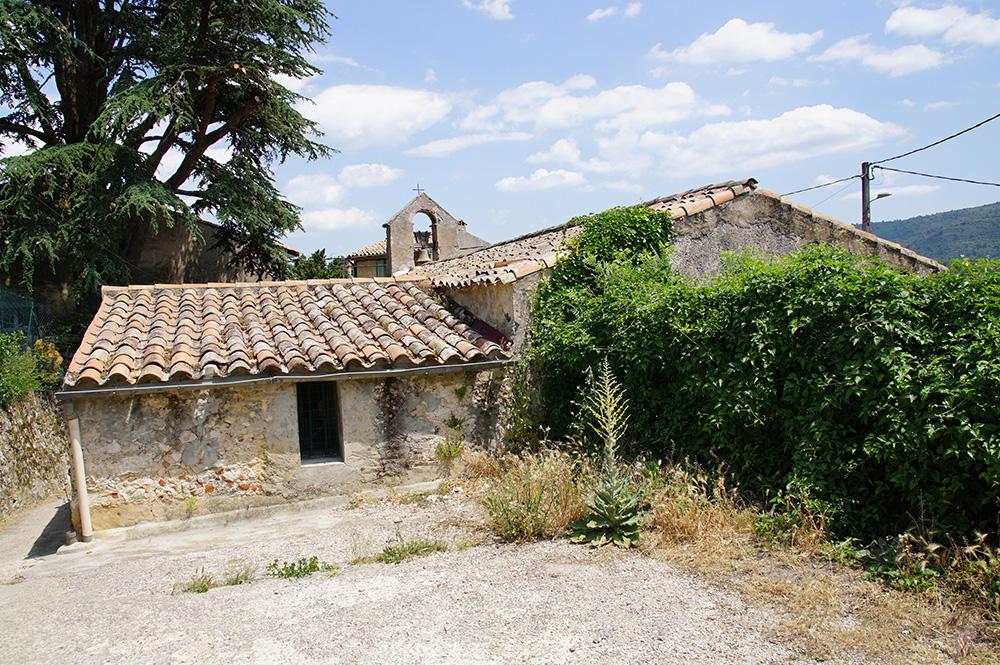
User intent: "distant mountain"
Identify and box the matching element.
[873,201,1000,263]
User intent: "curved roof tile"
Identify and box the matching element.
[63,278,509,389]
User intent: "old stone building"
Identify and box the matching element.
[59,178,941,536]
[346,193,488,278]
[412,179,942,351]
[59,277,508,531]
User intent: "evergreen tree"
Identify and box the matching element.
[0,0,333,297]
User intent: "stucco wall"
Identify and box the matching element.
[670,192,942,279]
[441,271,545,354]
[71,367,505,529]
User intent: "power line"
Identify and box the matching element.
[874,165,1000,188]
[872,111,1000,165]
[811,179,858,208]
[781,174,859,197]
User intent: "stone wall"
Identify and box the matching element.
[0,395,69,519]
[441,271,545,354]
[670,192,943,279]
[71,367,505,529]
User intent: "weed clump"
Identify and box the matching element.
[482,451,586,542]
[353,525,447,564]
[266,557,338,579]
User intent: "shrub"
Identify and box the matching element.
[0,333,39,405]
[529,205,1000,541]
[0,333,65,405]
[435,437,465,463]
[482,451,586,542]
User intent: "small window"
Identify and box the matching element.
[375,259,387,277]
[296,382,342,463]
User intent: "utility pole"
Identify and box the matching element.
[860,161,871,233]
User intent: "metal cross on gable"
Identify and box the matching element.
[412,183,425,195]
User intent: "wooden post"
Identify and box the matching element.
[861,161,871,233]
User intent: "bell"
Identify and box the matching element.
[414,247,432,265]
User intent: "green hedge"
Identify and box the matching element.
[0,333,63,406]
[529,207,1000,539]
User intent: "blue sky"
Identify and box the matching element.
[273,0,1000,256]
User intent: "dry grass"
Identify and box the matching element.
[480,450,588,543]
[640,465,999,664]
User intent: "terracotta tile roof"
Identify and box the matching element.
[416,179,758,288]
[63,278,509,389]
[346,239,387,259]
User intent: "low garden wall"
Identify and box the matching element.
[0,394,69,519]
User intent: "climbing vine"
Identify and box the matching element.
[527,207,1000,539]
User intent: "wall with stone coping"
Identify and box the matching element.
[670,192,943,279]
[72,367,505,529]
[0,394,69,519]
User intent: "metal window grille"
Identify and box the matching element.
[295,381,343,462]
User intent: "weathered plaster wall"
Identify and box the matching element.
[441,271,546,354]
[0,395,69,519]
[71,368,504,529]
[670,192,943,279]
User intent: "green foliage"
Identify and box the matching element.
[354,530,448,565]
[569,467,643,548]
[0,332,64,404]
[435,437,465,462]
[482,451,586,542]
[173,569,216,594]
[287,249,349,280]
[569,360,644,548]
[0,0,333,297]
[265,556,337,579]
[875,200,1000,262]
[530,205,1000,541]
[753,483,830,549]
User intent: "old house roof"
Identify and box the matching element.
[63,278,508,390]
[413,179,758,288]
[413,177,943,286]
[347,238,388,259]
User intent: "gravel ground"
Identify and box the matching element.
[0,491,796,665]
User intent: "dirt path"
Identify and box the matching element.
[0,491,797,664]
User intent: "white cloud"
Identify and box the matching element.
[425,68,438,83]
[887,4,1000,46]
[527,138,615,173]
[459,75,727,134]
[285,174,344,205]
[768,76,828,87]
[313,52,369,69]
[337,163,404,188]
[406,132,533,157]
[840,184,940,201]
[301,207,380,232]
[650,18,822,64]
[273,73,313,94]
[811,36,948,76]
[496,168,587,192]
[0,136,37,157]
[624,2,642,18]
[638,105,905,174]
[898,98,917,108]
[462,0,513,20]
[302,85,452,146]
[604,179,644,193]
[924,100,960,111]
[587,7,618,21]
